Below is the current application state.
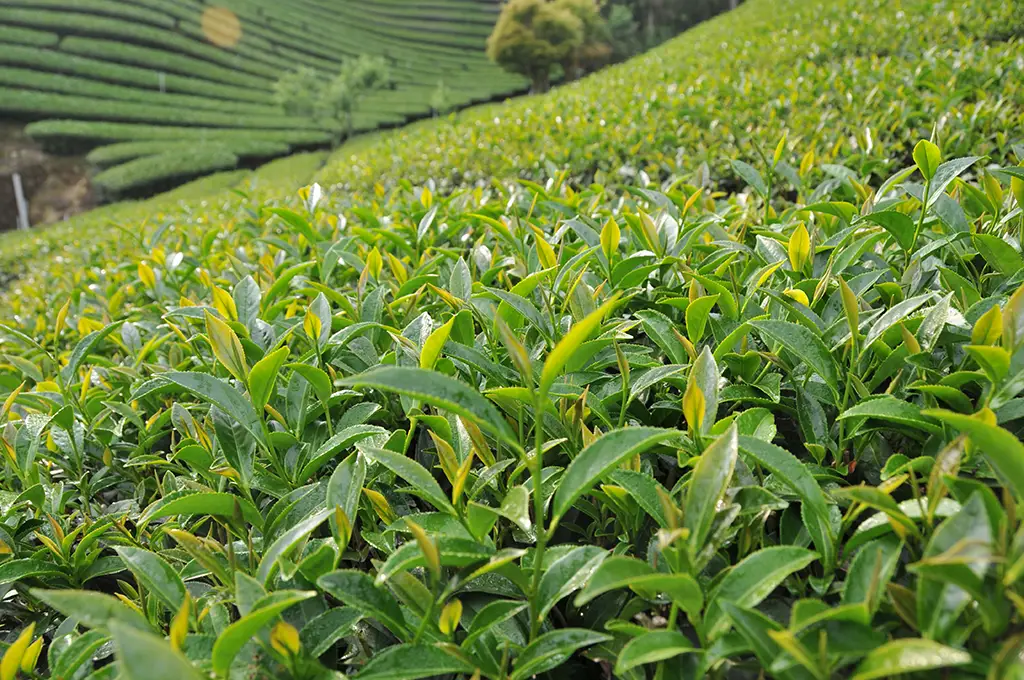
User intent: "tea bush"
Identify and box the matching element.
[0,44,272,102]
[0,0,1024,678]
[0,68,282,115]
[89,148,242,196]
[0,88,334,131]
[0,24,59,47]
[86,141,291,168]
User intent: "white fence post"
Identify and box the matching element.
[12,172,29,231]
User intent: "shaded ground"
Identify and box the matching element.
[0,123,95,232]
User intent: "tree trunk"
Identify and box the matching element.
[531,69,550,93]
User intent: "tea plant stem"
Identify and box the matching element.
[618,381,630,428]
[528,391,549,642]
[836,336,859,460]
[911,179,931,250]
[412,596,436,644]
[667,602,679,628]
[652,603,681,680]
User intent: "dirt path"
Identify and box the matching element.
[0,123,96,232]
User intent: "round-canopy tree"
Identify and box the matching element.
[486,0,586,92]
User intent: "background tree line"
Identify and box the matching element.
[487,0,741,92]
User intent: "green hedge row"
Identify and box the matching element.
[1,9,279,79]
[0,87,334,131]
[324,7,492,53]
[336,3,495,35]
[0,0,175,29]
[366,25,488,51]
[92,147,239,194]
[0,67,281,115]
[86,139,289,166]
[123,0,201,22]
[197,0,355,68]
[355,0,498,15]
[58,37,272,89]
[221,0,495,68]
[0,43,271,103]
[25,119,333,146]
[353,0,497,22]
[0,24,58,46]
[176,21,340,74]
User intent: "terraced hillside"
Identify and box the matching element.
[0,0,526,196]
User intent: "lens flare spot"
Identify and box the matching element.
[201,7,241,48]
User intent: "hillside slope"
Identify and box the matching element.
[1,0,1024,678]
[1,0,1020,309]
[313,0,1022,198]
[0,0,525,196]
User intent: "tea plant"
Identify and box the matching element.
[1,132,1024,679]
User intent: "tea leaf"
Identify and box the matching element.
[615,630,695,674]
[684,424,738,553]
[923,409,1024,500]
[111,622,202,680]
[211,591,314,675]
[540,294,621,399]
[354,644,474,680]
[749,320,839,397]
[30,589,150,631]
[852,639,970,679]
[341,366,521,452]
[510,629,611,680]
[114,547,187,612]
[318,570,407,636]
[551,427,678,522]
[704,546,818,639]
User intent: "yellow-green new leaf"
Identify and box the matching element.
[420,316,455,370]
[204,310,249,385]
[249,346,289,411]
[682,382,705,433]
[788,223,811,271]
[439,598,463,635]
[1,623,34,680]
[1004,281,1024,350]
[600,218,620,262]
[839,276,859,339]
[913,140,941,181]
[270,621,301,656]
[539,293,621,399]
[971,304,1002,346]
[686,346,719,433]
[406,520,441,581]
